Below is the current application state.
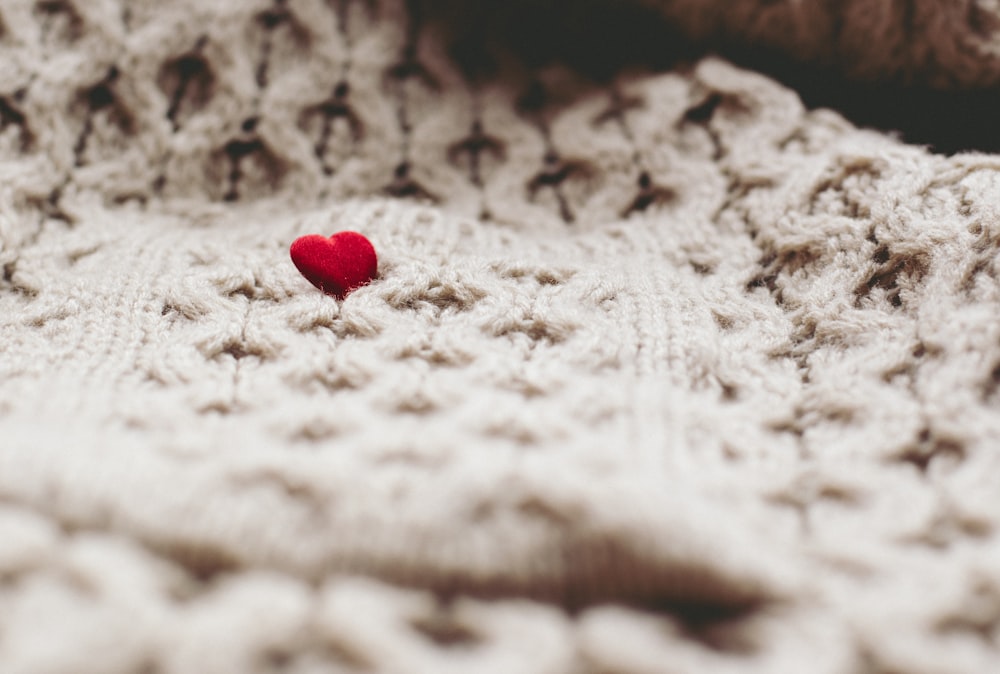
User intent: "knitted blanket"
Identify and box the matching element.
[3,1,1000,672]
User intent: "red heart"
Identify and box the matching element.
[289,231,378,299]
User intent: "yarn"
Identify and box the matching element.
[1,1,1000,673]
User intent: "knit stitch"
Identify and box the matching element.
[2,1,1000,672]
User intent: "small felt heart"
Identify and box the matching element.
[289,231,378,299]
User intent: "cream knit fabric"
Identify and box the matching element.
[2,1,1000,672]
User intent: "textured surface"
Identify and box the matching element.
[3,1,1000,672]
[645,0,1000,87]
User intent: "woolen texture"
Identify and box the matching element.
[2,1,1000,672]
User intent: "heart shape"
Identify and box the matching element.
[289,231,378,299]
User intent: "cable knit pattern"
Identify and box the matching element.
[2,1,1000,672]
